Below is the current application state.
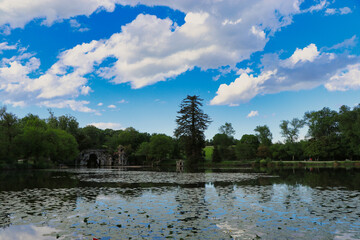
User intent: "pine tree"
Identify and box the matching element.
[174,95,211,165]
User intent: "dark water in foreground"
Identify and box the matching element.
[0,168,359,239]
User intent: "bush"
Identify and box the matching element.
[260,159,267,166]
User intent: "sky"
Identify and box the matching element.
[0,0,359,142]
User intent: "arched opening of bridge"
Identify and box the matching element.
[87,154,99,167]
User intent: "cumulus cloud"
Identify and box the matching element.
[211,43,360,105]
[0,0,118,29]
[19,0,305,91]
[325,64,360,91]
[210,70,276,106]
[285,43,319,66]
[97,102,103,106]
[0,0,352,111]
[0,0,305,93]
[88,122,123,130]
[247,110,259,118]
[0,46,96,113]
[107,104,116,108]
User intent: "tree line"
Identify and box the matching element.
[1,96,360,168]
[211,105,360,162]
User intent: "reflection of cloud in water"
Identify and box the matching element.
[271,184,289,203]
[0,170,359,239]
[0,225,57,240]
[296,185,313,204]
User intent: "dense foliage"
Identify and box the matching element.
[1,102,360,169]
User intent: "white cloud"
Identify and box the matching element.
[210,70,276,106]
[0,46,97,113]
[118,99,127,104]
[327,35,357,50]
[107,104,116,108]
[80,86,92,95]
[97,102,103,106]
[339,7,352,15]
[305,0,328,13]
[0,0,118,29]
[3,100,26,107]
[0,0,350,111]
[325,64,360,91]
[247,110,259,118]
[88,122,123,130]
[325,6,352,15]
[69,19,89,32]
[0,42,16,52]
[325,8,337,15]
[211,43,360,105]
[286,43,319,66]
[4,0,304,92]
[39,100,97,113]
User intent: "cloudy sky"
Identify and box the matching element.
[0,0,359,141]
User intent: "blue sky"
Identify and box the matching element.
[0,0,359,142]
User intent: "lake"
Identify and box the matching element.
[0,167,359,239]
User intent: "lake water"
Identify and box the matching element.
[0,167,359,239]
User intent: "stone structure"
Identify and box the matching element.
[113,145,128,166]
[78,148,128,167]
[176,160,184,172]
[78,149,112,167]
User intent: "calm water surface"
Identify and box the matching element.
[0,168,359,239]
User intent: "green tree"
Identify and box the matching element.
[46,129,79,165]
[280,118,305,143]
[304,107,338,139]
[338,105,360,159]
[212,145,222,163]
[235,134,259,160]
[254,125,272,146]
[304,107,340,160]
[136,142,151,163]
[212,133,235,161]
[174,95,211,165]
[16,115,48,165]
[78,125,105,150]
[149,134,174,162]
[219,122,235,137]
[213,133,233,147]
[270,143,287,160]
[257,145,271,158]
[0,107,19,162]
[280,118,305,160]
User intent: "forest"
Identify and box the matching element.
[1,101,360,169]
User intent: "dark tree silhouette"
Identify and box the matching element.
[174,95,211,165]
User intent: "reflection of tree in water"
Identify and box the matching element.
[270,168,360,190]
[212,182,236,208]
[174,179,210,235]
[0,170,80,191]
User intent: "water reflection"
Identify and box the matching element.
[0,168,359,239]
[0,225,57,240]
